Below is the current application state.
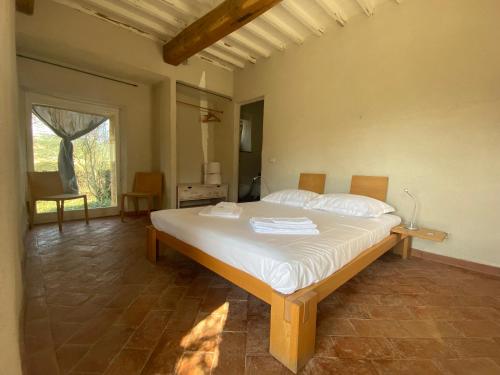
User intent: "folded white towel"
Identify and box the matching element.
[251,222,318,230]
[252,226,319,235]
[250,217,315,227]
[199,202,242,219]
[249,216,319,235]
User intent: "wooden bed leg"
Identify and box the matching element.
[269,290,318,373]
[393,235,412,259]
[147,225,158,263]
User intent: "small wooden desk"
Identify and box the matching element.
[391,225,447,259]
[177,183,228,208]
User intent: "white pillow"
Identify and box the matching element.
[262,189,319,207]
[305,193,395,217]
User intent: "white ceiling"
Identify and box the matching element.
[50,0,402,71]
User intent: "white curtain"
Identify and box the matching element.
[32,105,107,193]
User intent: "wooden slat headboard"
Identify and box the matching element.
[350,175,389,202]
[298,173,326,194]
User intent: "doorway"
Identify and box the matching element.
[238,100,264,202]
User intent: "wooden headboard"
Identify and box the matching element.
[298,173,326,194]
[350,175,389,202]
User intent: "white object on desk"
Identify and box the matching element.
[204,162,222,185]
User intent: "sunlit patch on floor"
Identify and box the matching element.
[176,302,229,373]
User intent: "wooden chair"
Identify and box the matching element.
[27,171,89,231]
[121,172,163,222]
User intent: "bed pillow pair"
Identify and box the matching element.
[261,189,319,207]
[305,193,395,218]
[262,189,395,218]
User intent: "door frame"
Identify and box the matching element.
[25,92,122,223]
[232,96,265,202]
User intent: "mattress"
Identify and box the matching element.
[151,201,401,294]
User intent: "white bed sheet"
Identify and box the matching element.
[151,201,401,294]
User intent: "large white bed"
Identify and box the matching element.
[151,201,401,294]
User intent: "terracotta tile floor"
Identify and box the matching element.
[23,217,500,374]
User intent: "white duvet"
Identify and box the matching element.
[151,201,401,294]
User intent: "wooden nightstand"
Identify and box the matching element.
[391,225,447,259]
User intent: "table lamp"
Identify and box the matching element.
[404,188,418,230]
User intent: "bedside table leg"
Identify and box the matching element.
[401,236,412,259]
[393,235,412,259]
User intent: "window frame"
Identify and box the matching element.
[25,92,122,223]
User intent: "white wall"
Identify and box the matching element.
[234,0,500,267]
[0,0,24,373]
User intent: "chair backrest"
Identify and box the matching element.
[27,171,64,200]
[133,172,163,197]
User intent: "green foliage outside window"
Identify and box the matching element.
[32,114,114,213]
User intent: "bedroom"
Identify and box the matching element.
[1,0,500,374]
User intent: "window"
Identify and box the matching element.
[31,108,118,214]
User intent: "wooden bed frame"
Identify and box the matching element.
[146,174,404,373]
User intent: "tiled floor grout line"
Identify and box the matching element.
[23,218,500,374]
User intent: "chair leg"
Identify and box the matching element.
[60,200,65,223]
[147,196,153,220]
[120,194,126,222]
[133,197,139,216]
[83,196,89,225]
[56,200,62,232]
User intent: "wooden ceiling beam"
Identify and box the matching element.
[16,0,35,14]
[163,0,283,65]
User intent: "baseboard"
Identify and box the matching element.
[411,248,500,277]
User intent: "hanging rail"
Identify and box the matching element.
[176,100,224,114]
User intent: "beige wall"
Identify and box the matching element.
[234,0,500,267]
[152,79,174,208]
[17,58,154,208]
[176,91,211,184]
[16,0,233,97]
[0,0,24,373]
